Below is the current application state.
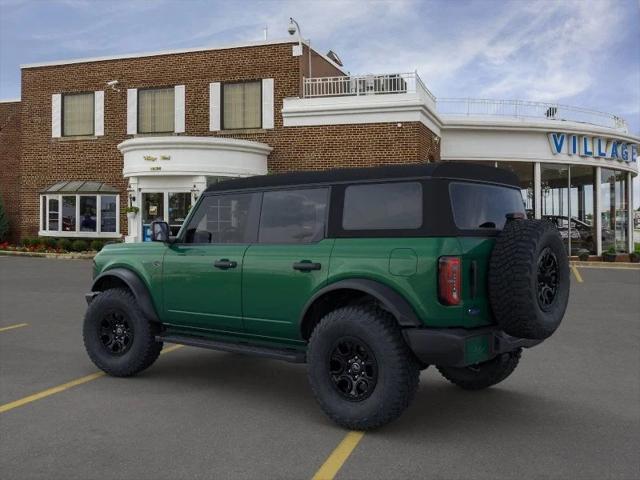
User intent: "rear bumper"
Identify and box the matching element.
[403,326,541,368]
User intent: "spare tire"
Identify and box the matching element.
[488,219,570,340]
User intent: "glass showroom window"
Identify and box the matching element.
[40,194,120,237]
[222,81,261,129]
[138,87,175,133]
[499,162,535,218]
[601,169,629,253]
[63,92,94,136]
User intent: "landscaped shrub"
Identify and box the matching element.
[42,237,58,249]
[21,237,34,247]
[90,239,105,252]
[71,239,89,252]
[57,238,73,252]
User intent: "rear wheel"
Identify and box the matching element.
[307,305,420,430]
[437,349,522,390]
[83,288,163,377]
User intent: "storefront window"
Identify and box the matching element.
[498,162,534,218]
[40,192,119,237]
[168,192,192,236]
[601,169,628,253]
[80,196,97,232]
[570,166,596,254]
[100,195,117,233]
[62,196,76,232]
[48,197,59,231]
[541,164,570,253]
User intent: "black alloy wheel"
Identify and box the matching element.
[329,337,378,401]
[99,310,134,355]
[537,247,559,310]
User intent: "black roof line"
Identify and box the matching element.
[204,162,519,193]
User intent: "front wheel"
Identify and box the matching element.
[83,288,163,377]
[436,349,522,390]
[307,305,420,430]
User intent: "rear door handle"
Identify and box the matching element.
[214,259,237,270]
[293,261,321,272]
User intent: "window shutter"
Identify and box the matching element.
[174,85,185,133]
[209,82,221,131]
[127,88,137,135]
[262,78,274,129]
[94,91,104,136]
[51,94,62,138]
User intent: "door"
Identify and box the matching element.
[242,188,333,341]
[162,192,261,332]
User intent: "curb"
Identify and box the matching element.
[0,250,95,260]
[571,260,640,269]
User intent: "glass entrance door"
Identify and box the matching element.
[142,192,165,242]
[541,164,570,254]
[141,191,192,241]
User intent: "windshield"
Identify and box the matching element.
[450,182,525,230]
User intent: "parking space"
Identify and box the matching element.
[1,257,639,479]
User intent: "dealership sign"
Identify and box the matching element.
[548,133,638,163]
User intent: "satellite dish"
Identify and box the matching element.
[326,50,343,67]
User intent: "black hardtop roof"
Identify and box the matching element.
[204,162,519,193]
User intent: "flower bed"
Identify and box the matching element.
[0,237,123,255]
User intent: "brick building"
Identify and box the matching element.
[0,39,439,243]
[0,37,637,254]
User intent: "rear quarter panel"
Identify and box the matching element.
[328,237,494,328]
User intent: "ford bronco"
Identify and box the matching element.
[84,163,570,429]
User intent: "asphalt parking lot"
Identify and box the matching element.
[1,256,639,480]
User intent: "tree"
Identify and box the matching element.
[0,194,9,242]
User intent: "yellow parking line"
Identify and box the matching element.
[0,323,28,333]
[571,265,583,283]
[312,431,365,480]
[0,344,184,415]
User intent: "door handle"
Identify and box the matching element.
[214,259,237,270]
[293,261,321,272]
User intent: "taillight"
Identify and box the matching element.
[438,256,461,306]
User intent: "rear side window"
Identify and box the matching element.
[183,193,260,244]
[450,182,525,230]
[259,188,328,243]
[342,182,422,230]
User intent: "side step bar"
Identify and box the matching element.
[157,334,306,363]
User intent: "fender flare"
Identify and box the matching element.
[91,268,160,323]
[299,278,422,329]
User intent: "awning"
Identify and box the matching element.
[41,181,119,194]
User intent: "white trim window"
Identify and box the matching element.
[52,91,104,138]
[39,182,120,238]
[222,80,262,130]
[128,85,185,134]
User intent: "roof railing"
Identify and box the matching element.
[303,72,436,102]
[436,98,628,131]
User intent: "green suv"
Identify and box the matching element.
[84,163,570,429]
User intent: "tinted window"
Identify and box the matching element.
[183,193,260,244]
[450,182,525,230]
[259,188,328,243]
[343,182,422,230]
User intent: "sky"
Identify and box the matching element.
[1,0,639,204]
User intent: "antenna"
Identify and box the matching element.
[263,25,268,41]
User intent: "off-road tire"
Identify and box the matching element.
[307,305,420,430]
[437,349,522,390]
[83,288,163,377]
[489,219,569,340]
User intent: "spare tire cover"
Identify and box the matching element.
[488,219,570,340]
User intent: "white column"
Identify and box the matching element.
[595,167,602,256]
[627,172,633,253]
[534,162,541,219]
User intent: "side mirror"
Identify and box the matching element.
[151,221,169,242]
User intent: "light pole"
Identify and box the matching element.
[288,17,312,84]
